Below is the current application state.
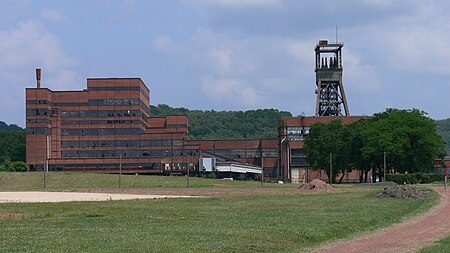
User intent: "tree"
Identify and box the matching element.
[360,109,445,175]
[0,160,28,172]
[435,118,450,154]
[150,104,292,139]
[304,120,347,183]
[304,109,445,183]
[0,129,25,163]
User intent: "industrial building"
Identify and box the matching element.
[26,70,279,179]
[26,40,369,183]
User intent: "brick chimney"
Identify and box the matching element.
[36,68,41,88]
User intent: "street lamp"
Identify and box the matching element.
[280,137,286,182]
[261,152,264,187]
[186,152,190,188]
[119,154,122,188]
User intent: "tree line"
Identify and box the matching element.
[150,104,292,139]
[304,109,446,183]
[0,127,26,171]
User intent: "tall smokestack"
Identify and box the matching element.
[36,68,41,88]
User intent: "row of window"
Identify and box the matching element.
[62,149,199,158]
[205,149,278,158]
[291,157,308,167]
[37,163,163,171]
[87,86,150,101]
[26,100,49,105]
[61,128,142,136]
[26,127,49,134]
[166,124,188,128]
[61,120,141,125]
[31,163,277,176]
[62,139,183,148]
[26,108,50,116]
[26,118,49,123]
[287,126,310,141]
[88,98,140,106]
[88,86,141,91]
[27,99,150,112]
[61,110,141,118]
[287,126,310,135]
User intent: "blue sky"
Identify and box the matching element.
[1,0,450,127]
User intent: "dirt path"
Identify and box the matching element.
[0,191,201,203]
[310,187,450,253]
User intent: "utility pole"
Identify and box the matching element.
[119,154,122,188]
[383,152,387,182]
[186,153,190,188]
[261,152,264,187]
[329,153,333,186]
[44,136,49,189]
[43,154,47,189]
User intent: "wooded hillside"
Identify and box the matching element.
[150,104,292,139]
[436,118,450,155]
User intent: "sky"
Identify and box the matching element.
[1,0,450,127]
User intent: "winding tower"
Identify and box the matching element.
[314,40,349,116]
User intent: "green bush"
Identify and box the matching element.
[417,173,444,184]
[11,161,28,172]
[0,160,28,172]
[386,173,444,184]
[206,172,217,179]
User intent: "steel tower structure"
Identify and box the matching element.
[314,40,349,116]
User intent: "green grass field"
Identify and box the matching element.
[420,235,450,253]
[0,172,439,252]
[0,172,292,191]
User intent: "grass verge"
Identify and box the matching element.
[0,172,293,191]
[419,234,450,252]
[0,188,438,253]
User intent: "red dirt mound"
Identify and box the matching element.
[298,179,334,192]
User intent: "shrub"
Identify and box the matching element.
[386,173,444,184]
[417,173,444,184]
[11,161,28,172]
[0,160,28,172]
[386,174,419,184]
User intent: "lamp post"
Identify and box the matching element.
[383,151,386,182]
[261,152,264,187]
[280,137,286,182]
[186,153,190,188]
[329,153,333,186]
[119,154,122,188]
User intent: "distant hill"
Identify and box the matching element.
[150,104,292,140]
[436,119,450,155]
[0,121,23,131]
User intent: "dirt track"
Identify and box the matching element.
[310,187,450,253]
[0,191,200,203]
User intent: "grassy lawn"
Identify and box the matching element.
[420,234,450,253]
[0,172,293,191]
[0,187,438,252]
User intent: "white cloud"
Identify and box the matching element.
[0,21,78,125]
[344,49,381,92]
[202,77,261,106]
[40,9,66,23]
[208,48,232,73]
[192,0,282,9]
[153,35,174,53]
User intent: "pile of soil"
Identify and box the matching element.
[298,179,334,192]
[376,184,429,199]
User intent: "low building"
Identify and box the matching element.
[278,116,368,183]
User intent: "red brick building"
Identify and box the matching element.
[26,70,370,183]
[278,116,368,183]
[26,71,279,180]
[26,74,194,174]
